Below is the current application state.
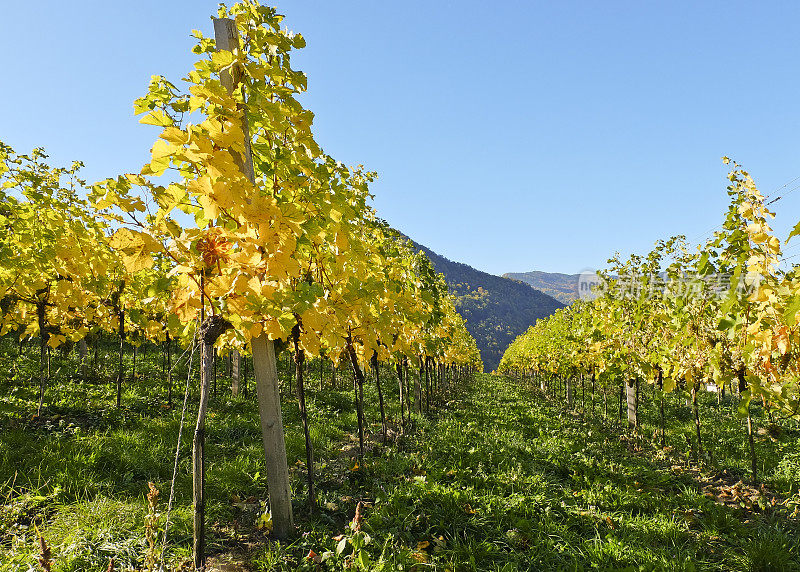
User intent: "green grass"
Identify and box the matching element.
[1,337,800,570]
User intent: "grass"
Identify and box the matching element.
[1,336,799,570]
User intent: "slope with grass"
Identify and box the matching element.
[3,336,799,571]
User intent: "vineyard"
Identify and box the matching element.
[2,0,800,571]
[0,2,482,570]
[498,163,800,567]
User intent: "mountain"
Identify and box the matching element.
[502,271,581,304]
[409,240,564,372]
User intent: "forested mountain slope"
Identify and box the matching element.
[503,270,581,304]
[409,240,564,371]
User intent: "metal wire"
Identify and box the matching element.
[160,323,199,568]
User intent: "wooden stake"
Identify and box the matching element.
[231,350,240,397]
[625,379,637,428]
[251,333,294,536]
[213,17,294,539]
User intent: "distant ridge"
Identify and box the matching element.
[407,240,564,372]
[503,271,581,305]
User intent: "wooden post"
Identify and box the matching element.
[214,17,294,539]
[252,333,294,536]
[414,357,423,415]
[626,379,637,428]
[231,349,240,397]
[403,358,411,413]
[371,352,387,443]
[78,338,88,379]
[242,351,248,397]
[116,309,125,408]
[691,382,704,465]
[36,293,48,416]
[424,356,431,414]
[397,361,406,432]
[566,376,573,409]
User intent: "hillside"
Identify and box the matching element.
[410,241,564,371]
[503,270,581,304]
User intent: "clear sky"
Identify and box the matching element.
[2,1,799,275]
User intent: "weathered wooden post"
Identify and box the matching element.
[213,17,294,540]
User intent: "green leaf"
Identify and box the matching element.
[720,291,737,315]
[784,294,800,326]
[697,253,711,275]
[737,390,753,416]
[717,316,736,331]
[356,550,371,569]
[278,312,296,334]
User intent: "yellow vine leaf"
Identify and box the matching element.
[139,109,174,127]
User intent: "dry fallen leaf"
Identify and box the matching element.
[306,549,322,564]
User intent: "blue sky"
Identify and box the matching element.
[2,1,799,275]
